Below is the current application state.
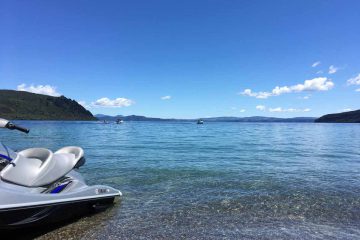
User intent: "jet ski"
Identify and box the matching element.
[0,118,122,229]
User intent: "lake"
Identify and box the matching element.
[1,121,360,239]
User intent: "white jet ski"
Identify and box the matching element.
[0,118,121,229]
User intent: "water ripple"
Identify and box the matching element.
[1,121,359,239]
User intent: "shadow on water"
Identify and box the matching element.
[0,202,121,240]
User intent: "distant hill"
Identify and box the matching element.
[0,90,96,120]
[95,114,177,122]
[315,110,360,123]
[96,114,316,123]
[204,116,315,122]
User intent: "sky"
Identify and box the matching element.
[1,0,360,118]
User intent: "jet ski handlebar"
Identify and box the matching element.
[6,122,30,134]
[0,118,30,134]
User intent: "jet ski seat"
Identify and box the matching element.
[0,146,84,187]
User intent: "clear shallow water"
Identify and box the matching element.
[1,121,360,239]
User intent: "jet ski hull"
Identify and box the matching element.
[0,139,123,231]
[0,196,116,229]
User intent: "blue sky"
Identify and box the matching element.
[1,0,360,118]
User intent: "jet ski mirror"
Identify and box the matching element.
[0,118,30,134]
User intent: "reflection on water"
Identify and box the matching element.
[1,121,359,239]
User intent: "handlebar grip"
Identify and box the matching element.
[14,125,30,134]
[5,122,30,134]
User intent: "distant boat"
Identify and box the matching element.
[197,119,204,124]
[103,120,109,124]
[116,119,124,124]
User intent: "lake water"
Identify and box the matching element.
[1,121,360,239]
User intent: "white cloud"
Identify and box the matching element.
[268,107,282,112]
[78,101,87,107]
[316,70,323,74]
[302,95,311,100]
[289,77,334,91]
[268,107,311,113]
[255,105,310,113]
[17,83,61,97]
[92,97,134,108]
[343,108,353,112]
[231,107,246,112]
[328,65,338,74]
[161,95,171,100]
[240,77,334,99]
[256,105,266,111]
[347,73,360,86]
[241,89,272,99]
[312,61,321,67]
[78,101,91,109]
[356,88,360,92]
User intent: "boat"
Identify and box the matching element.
[0,118,121,229]
[116,119,124,124]
[197,119,204,124]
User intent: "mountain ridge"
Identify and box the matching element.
[95,114,316,122]
[0,90,96,120]
[315,109,360,123]
[4,90,357,123]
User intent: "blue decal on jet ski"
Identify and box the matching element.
[50,183,69,194]
[0,154,12,161]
